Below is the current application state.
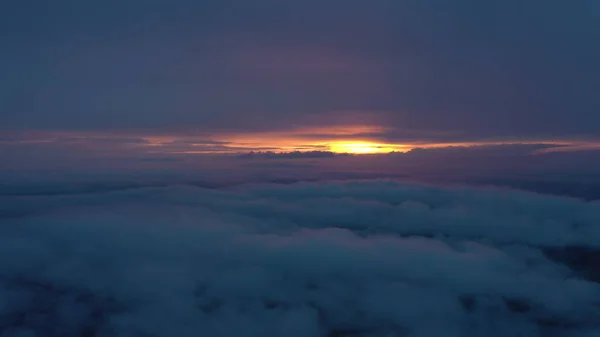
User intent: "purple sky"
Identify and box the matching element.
[1,0,600,180]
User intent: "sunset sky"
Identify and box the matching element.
[1,0,599,168]
[3,3,600,335]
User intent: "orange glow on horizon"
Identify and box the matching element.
[138,128,590,156]
[198,125,406,154]
[327,141,410,154]
[21,128,600,156]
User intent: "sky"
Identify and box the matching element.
[3,4,600,335]
[1,0,600,180]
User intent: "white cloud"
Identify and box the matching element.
[1,180,599,336]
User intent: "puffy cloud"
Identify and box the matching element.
[1,180,600,336]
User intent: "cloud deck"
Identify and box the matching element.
[1,181,600,336]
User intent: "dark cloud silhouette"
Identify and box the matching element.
[2,141,600,202]
[136,157,183,163]
[238,151,346,159]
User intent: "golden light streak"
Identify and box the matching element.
[139,129,592,156]
[15,128,600,156]
[327,141,410,154]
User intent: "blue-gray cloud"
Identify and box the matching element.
[1,180,600,336]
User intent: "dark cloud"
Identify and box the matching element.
[3,142,600,201]
[240,161,316,170]
[136,157,183,163]
[1,0,599,142]
[238,151,346,159]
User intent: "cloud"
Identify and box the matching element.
[1,180,600,336]
[238,151,348,159]
[404,144,558,157]
[3,141,600,204]
[136,157,183,163]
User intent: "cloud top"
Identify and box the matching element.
[1,180,600,336]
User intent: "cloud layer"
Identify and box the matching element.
[1,180,600,336]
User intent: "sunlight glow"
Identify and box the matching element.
[328,141,409,154]
[45,127,593,156]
